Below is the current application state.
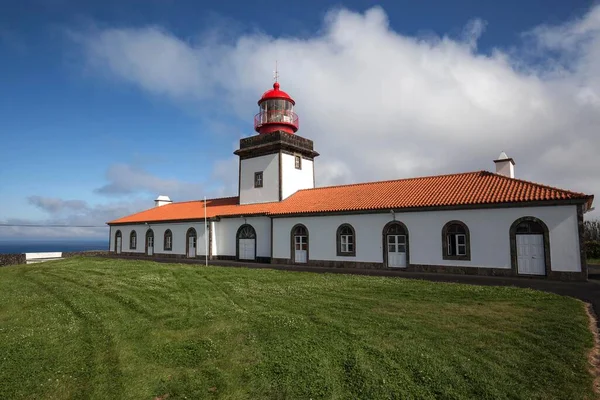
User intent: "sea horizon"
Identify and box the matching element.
[0,239,109,254]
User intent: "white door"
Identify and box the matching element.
[147,236,154,256]
[116,237,122,254]
[238,239,256,260]
[294,235,307,263]
[387,235,407,267]
[517,234,545,275]
[188,236,196,258]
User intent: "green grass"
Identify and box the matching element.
[589,258,600,265]
[0,257,596,400]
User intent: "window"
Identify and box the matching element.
[442,221,470,260]
[130,231,137,249]
[164,229,173,251]
[254,171,263,188]
[337,224,356,256]
[237,224,256,239]
[295,155,302,170]
[515,221,544,234]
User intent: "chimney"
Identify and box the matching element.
[154,195,172,207]
[493,151,515,178]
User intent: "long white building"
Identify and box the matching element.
[108,81,594,280]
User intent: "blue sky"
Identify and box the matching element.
[1,0,599,239]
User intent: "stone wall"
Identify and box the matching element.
[62,250,109,258]
[0,253,26,267]
[0,250,108,267]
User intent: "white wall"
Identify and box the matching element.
[281,153,314,200]
[212,216,271,258]
[239,154,279,204]
[272,205,581,272]
[109,222,208,256]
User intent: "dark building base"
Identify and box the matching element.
[112,252,271,264]
[271,258,587,281]
[109,251,587,281]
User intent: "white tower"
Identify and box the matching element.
[235,80,319,205]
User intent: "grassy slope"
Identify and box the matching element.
[0,257,596,400]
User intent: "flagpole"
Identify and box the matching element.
[204,196,208,267]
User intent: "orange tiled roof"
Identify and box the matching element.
[107,171,593,224]
[108,196,278,224]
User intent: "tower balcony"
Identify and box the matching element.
[254,110,299,133]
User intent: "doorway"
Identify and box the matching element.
[512,219,548,276]
[383,221,409,268]
[292,224,308,263]
[186,228,197,258]
[145,229,154,256]
[237,224,257,261]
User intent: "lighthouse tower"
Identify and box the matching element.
[235,80,319,205]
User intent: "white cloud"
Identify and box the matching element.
[28,196,87,213]
[95,163,206,200]
[0,197,150,239]
[72,5,600,218]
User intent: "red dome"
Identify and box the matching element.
[258,82,295,105]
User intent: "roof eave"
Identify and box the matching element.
[268,198,592,218]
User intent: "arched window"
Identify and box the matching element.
[442,221,470,260]
[237,224,256,239]
[293,225,307,237]
[515,220,544,234]
[130,230,137,250]
[337,224,356,256]
[164,229,173,251]
[385,223,406,235]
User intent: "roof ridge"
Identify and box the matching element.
[169,196,239,205]
[488,172,588,196]
[292,170,486,193]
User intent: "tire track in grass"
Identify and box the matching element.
[171,270,193,324]
[22,270,125,399]
[42,271,157,321]
[202,274,248,314]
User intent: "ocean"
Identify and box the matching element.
[0,240,109,254]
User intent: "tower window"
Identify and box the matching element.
[295,155,302,170]
[254,171,263,188]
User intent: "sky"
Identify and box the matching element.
[1,0,599,239]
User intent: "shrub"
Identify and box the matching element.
[584,219,600,241]
[585,240,600,260]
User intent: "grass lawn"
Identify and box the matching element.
[0,257,596,400]
[589,258,600,265]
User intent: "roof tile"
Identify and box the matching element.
[108,171,593,224]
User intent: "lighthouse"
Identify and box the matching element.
[235,80,319,205]
[254,82,299,135]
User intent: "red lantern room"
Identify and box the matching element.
[254,82,299,134]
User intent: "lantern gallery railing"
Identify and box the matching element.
[254,110,299,130]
